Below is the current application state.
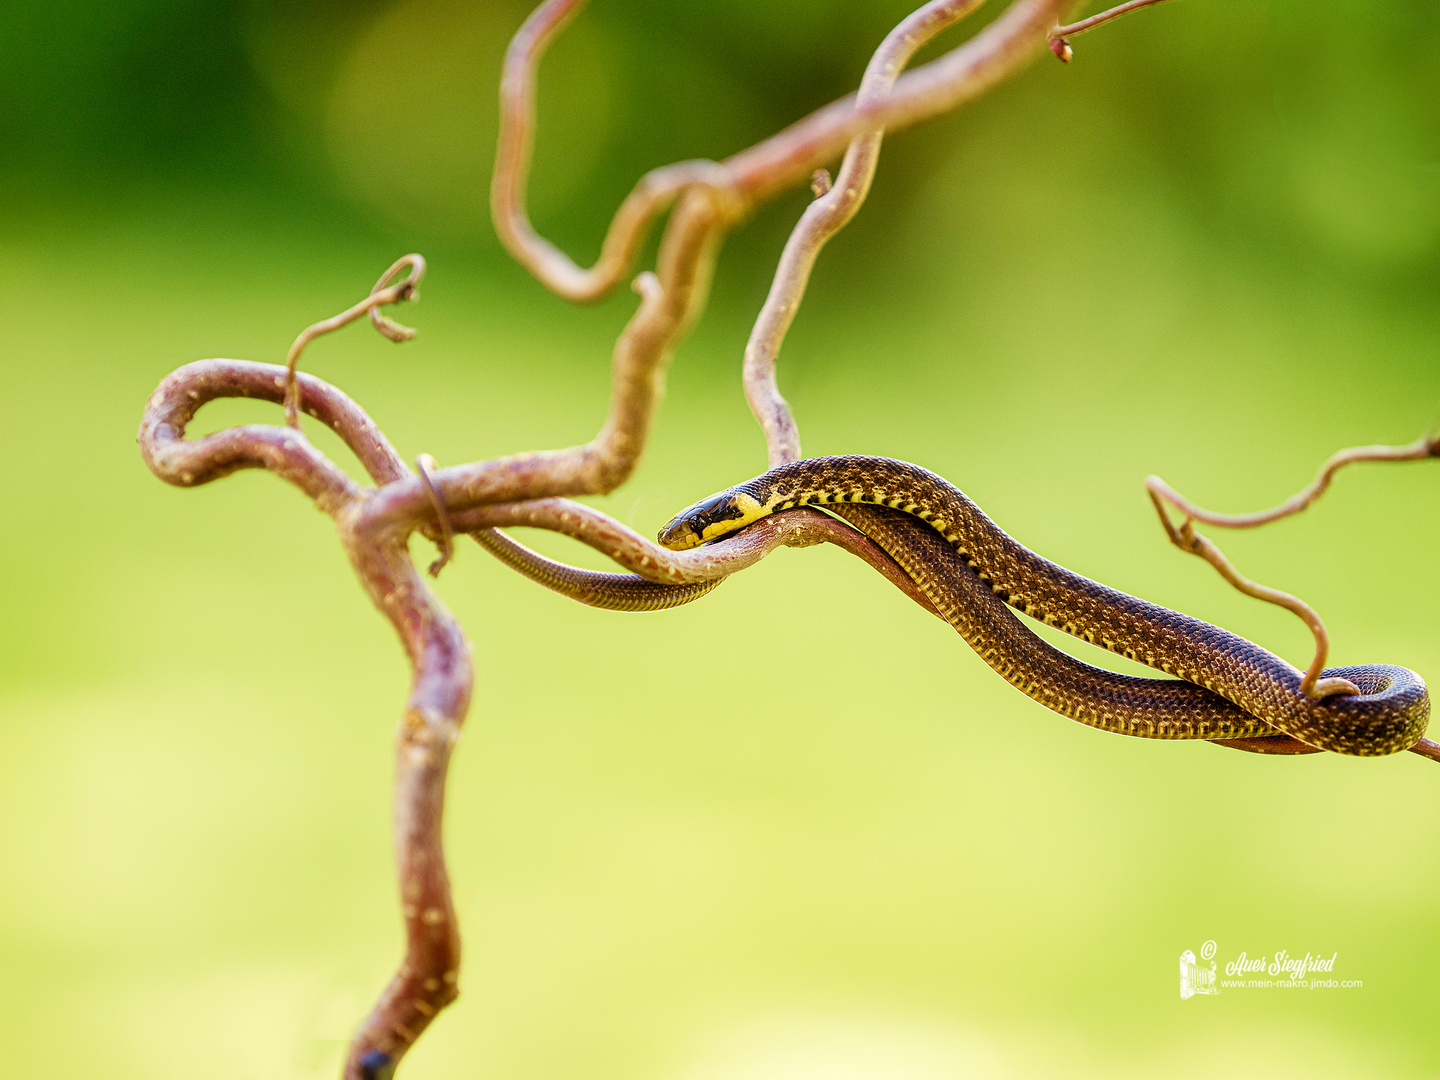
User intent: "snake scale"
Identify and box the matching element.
[652,456,1430,756]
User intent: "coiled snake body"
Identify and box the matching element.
[658,456,1429,756]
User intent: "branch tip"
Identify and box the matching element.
[1054,0,1178,41]
[369,254,426,342]
[810,169,834,197]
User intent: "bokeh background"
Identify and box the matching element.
[3,1,1440,1077]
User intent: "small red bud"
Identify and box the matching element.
[1049,36,1073,62]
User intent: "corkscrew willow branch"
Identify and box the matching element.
[473,0,993,612]
[1145,431,1440,699]
[493,0,1074,302]
[140,5,1074,1075]
[154,0,1437,1076]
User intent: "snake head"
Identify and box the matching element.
[658,489,764,550]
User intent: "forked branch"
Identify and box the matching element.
[1146,431,1440,699]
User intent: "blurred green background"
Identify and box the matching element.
[3,1,1440,1077]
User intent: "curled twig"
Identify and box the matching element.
[1146,486,1358,700]
[416,453,455,577]
[1147,434,1440,529]
[283,254,425,428]
[1145,429,1440,700]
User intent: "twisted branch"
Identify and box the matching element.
[470,0,1037,616]
[744,0,987,467]
[1148,435,1440,530]
[140,6,1075,1076]
[493,0,1072,301]
[1145,432,1440,700]
[138,0,1440,1076]
[142,358,466,1078]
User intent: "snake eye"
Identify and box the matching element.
[657,514,703,550]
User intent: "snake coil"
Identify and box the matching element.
[659,456,1429,756]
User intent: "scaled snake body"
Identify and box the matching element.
[654,456,1429,757]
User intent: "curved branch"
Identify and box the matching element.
[1144,432,1440,700]
[137,349,470,1080]
[491,0,1072,301]
[1146,484,1358,700]
[1146,434,1440,530]
[492,0,743,302]
[335,516,470,1080]
[357,190,731,543]
[139,360,404,514]
[457,500,944,616]
[745,0,985,467]
[140,359,411,486]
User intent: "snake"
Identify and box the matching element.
[471,527,723,611]
[649,456,1430,757]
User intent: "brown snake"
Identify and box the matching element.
[653,456,1428,756]
[477,456,1429,756]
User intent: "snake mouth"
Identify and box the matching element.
[659,490,760,549]
[656,516,703,550]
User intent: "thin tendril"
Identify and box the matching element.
[416,453,455,577]
[1048,0,1179,61]
[283,255,426,428]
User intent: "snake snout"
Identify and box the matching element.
[657,514,703,550]
[657,498,717,550]
[659,490,755,550]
